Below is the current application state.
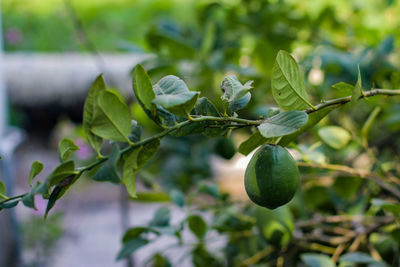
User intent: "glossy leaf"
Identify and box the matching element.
[220,76,253,112]
[258,111,308,138]
[122,139,160,198]
[272,50,314,110]
[318,126,351,149]
[0,180,7,200]
[58,138,79,162]
[279,106,335,146]
[83,75,105,156]
[133,65,157,121]
[93,146,121,184]
[188,215,207,239]
[152,75,200,117]
[91,90,132,143]
[28,161,44,187]
[301,253,335,267]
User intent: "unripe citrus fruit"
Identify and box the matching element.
[244,144,300,209]
[214,138,236,160]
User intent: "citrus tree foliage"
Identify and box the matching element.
[1,51,400,266]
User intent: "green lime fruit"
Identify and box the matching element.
[244,144,300,209]
[214,138,236,160]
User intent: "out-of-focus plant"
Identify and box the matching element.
[0,49,399,266]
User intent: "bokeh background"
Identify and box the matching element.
[1,0,400,266]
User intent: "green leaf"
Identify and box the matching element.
[150,207,170,227]
[258,110,308,138]
[116,238,149,260]
[122,227,160,243]
[58,138,79,162]
[28,161,44,187]
[301,253,335,267]
[170,189,185,207]
[44,184,64,218]
[239,131,268,156]
[339,252,380,264]
[318,126,351,149]
[278,106,335,146]
[83,75,105,156]
[133,192,170,202]
[272,50,314,110]
[122,148,140,198]
[0,180,7,200]
[188,215,207,239]
[22,182,42,209]
[361,107,381,144]
[198,182,220,199]
[46,161,76,188]
[128,120,142,143]
[220,76,253,112]
[0,200,18,209]
[332,82,354,94]
[93,145,121,184]
[171,97,222,137]
[351,65,363,105]
[152,75,200,117]
[122,139,160,198]
[133,65,157,121]
[91,90,132,143]
[148,253,172,267]
[371,198,400,217]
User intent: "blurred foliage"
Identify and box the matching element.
[2,0,400,266]
[22,212,64,267]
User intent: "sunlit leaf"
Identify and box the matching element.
[91,90,132,143]
[0,180,7,200]
[351,65,363,105]
[28,161,44,187]
[272,50,314,110]
[133,65,157,122]
[58,138,79,162]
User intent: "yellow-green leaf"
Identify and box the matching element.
[91,90,132,143]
